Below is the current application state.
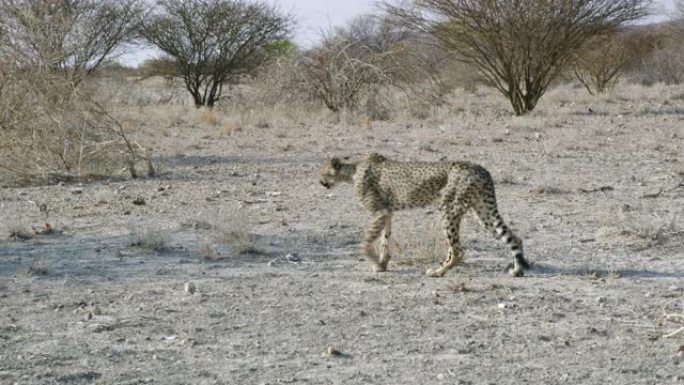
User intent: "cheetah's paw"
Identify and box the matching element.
[506,263,525,277]
[370,263,387,273]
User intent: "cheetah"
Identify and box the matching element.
[319,153,530,277]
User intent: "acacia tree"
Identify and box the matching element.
[385,0,651,115]
[138,0,294,108]
[0,0,142,87]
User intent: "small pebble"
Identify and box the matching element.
[325,346,342,356]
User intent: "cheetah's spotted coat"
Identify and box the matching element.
[319,153,529,277]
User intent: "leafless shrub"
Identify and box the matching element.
[0,0,151,185]
[0,0,142,87]
[219,14,478,122]
[635,46,684,86]
[385,0,651,115]
[388,37,479,117]
[293,15,416,119]
[621,22,684,86]
[0,80,154,184]
[0,66,30,131]
[243,56,310,109]
[572,31,650,94]
[298,39,392,118]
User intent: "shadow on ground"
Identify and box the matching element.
[530,262,684,279]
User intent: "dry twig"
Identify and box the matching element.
[642,171,684,199]
[663,326,684,339]
[659,311,684,339]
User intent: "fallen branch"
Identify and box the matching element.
[642,172,684,199]
[578,185,613,193]
[88,101,156,179]
[659,312,684,338]
[663,326,684,339]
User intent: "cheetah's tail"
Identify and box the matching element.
[493,218,530,275]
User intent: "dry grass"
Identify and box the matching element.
[392,215,446,267]
[7,221,32,241]
[199,243,219,260]
[128,222,169,252]
[27,259,50,276]
[597,202,683,249]
[619,214,681,246]
[197,109,221,126]
[186,205,263,257]
[214,208,262,255]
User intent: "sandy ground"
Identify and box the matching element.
[1,84,684,384]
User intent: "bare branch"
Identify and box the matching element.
[0,0,143,86]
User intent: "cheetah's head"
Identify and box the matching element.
[319,157,343,189]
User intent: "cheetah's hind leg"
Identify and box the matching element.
[471,199,530,277]
[426,200,466,278]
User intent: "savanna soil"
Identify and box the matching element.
[1,84,683,385]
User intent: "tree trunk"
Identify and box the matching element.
[186,80,204,107]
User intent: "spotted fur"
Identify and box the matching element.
[319,153,529,277]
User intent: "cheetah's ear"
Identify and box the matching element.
[330,157,341,170]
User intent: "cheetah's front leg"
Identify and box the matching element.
[361,211,389,272]
[378,214,392,270]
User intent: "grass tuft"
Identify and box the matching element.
[129,222,169,252]
[8,221,32,241]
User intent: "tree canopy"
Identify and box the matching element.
[138,0,294,108]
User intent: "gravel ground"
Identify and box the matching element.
[1,85,683,384]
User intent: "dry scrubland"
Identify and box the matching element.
[1,79,684,384]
